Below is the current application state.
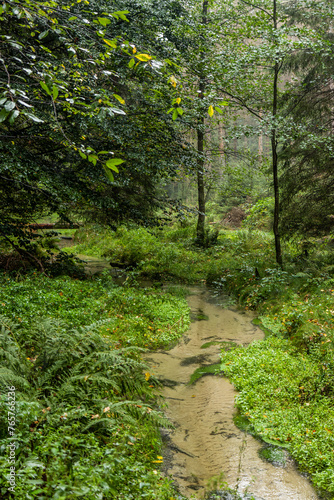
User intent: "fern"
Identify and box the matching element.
[0,367,30,391]
[0,316,30,390]
[0,315,164,436]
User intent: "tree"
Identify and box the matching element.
[0,0,194,260]
[0,0,128,246]
[158,0,238,246]
[279,1,334,239]
[212,0,323,264]
[196,0,209,246]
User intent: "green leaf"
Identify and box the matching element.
[0,108,10,123]
[68,16,77,21]
[9,42,22,50]
[38,30,49,40]
[8,110,20,124]
[79,151,87,159]
[98,17,111,26]
[118,12,130,21]
[103,165,114,181]
[88,155,98,166]
[40,81,52,96]
[172,109,178,121]
[176,107,184,116]
[24,460,44,468]
[52,86,59,100]
[109,107,126,115]
[103,39,117,49]
[4,101,15,112]
[113,11,130,22]
[128,58,135,68]
[18,100,32,108]
[214,106,223,114]
[106,158,124,172]
[24,112,44,123]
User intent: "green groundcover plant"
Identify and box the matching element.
[69,223,277,284]
[221,337,334,494]
[0,272,190,499]
[40,221,334,496]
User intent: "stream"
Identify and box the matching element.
[145,288,319,500]
[55,238,319,499]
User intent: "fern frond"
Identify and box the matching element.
[0,317,30,384]
[0,315,20,335]
[0,367,30,391]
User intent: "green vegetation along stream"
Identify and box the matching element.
[145,288,318,499]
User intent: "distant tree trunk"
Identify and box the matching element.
[258,110,263,161]
[197,114,206,245]
[196,0,208,246]
[219,120,225,166]
[272,0,283,267]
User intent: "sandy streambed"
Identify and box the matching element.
[145,288,318,500]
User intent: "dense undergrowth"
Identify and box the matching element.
[68,223,278,283]
[2,220,334,497]
[69,222,334,496]
[0,272,190,499]
[219,269,334,496]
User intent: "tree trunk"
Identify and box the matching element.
[219,120,225,167]
[196,116,206,245]
[272,0,283,267]
[258,110,263,161]
[196,0,208,246]
[272,119,282,267]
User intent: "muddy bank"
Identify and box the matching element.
[145,289,318,499]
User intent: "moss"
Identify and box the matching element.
[258,445,287,466]
[188,363,221,385]
[201,340,237,350]
[252,317,275,338]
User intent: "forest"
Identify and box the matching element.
[0,0,333,498]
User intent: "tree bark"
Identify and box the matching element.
[196,0,209,246]
[196,116,206,245]
[258,110,263,161]
[272,0,283,267]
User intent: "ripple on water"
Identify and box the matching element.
[145,290,319,500]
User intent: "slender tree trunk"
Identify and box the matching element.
[258,110,263,161]
[196,0,208,246]
[272,0,283,267]
[219,120,225,166]
[197,118,205,245]
[258,133,263,158]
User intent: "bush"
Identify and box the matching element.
[243,198,274,230]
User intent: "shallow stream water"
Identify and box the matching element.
[145,288,319,500]
[54,238,319,499]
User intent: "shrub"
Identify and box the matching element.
[242,198,274,230]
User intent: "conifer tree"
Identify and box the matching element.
[279,1,334,238]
